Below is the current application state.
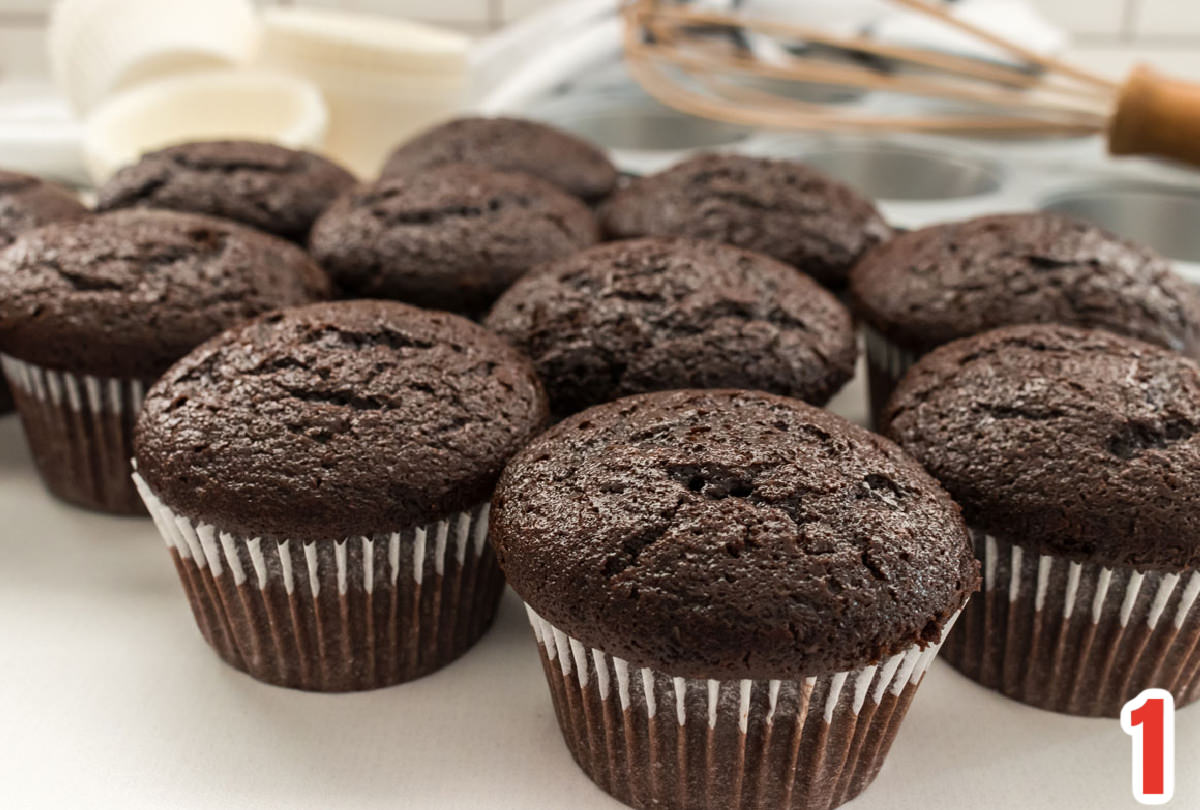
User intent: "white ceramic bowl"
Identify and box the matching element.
[82,70,329,183]
[49,0,258,114]
[255,7,470,176]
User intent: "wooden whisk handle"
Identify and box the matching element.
[1109,65,1200,168]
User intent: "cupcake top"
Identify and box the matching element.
[310,165,599,315]
[135,300,549,541]
[0,209,330,379]
[380,116,618,202]
[0,170,87,247]
[598,153,892,288]
[884,324,1200,571]
[492,389,977,680]
[850,213,1200,356]
[96,140,356,242]
[485,238,857,416]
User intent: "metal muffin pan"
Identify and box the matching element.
[1041,184,1200,285]
[751,132,1200,288]
[739,132,1032,229]
[527,90,755,176]
[779,140,1004,202]
[550,98,752,152]
[524,78,1200,282]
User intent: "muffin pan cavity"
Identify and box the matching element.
[531,94,753,175]
[1042,184,1200,287]
[1042,184,1200,264]
[554,101,750,152]
[795,142,1003,202]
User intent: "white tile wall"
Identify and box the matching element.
[501,0,556,22]
[0,0,1179,31]
[276,0,503,29]
[1133,0,1200,37]
[0,0,1191,36]
[0,0,52,14]
[1065,44,1200,81]
[0,24,46,77]
[1031,0,1127,37]
[2,0,1200,78]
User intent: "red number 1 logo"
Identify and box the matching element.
[1121,688,1175,805]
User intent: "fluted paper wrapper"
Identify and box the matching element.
[525,606,957,810]
[134,475,504,691]
[942,531,1200,717]
[862,326,919,430]
[1,354,146,513]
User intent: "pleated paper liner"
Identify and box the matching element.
[1,353,147,514]
[525,606,959,810]
[135,475,504,691]
[942,531,1200,717]
[862,326,919,430]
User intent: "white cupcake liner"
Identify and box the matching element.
[525,605,958,810]
[133,475,503,691]
[0,354,146,513]
[862,325,918,380]
[942,531,1200,716]
[862,325,919,428]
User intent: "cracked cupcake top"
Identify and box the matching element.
[381,116,618,202]
[309,164,599,315]
[850,212,1200,357]
[491,389,977,679]
[135,300,549,541]
[884,324,1200,571]
[0,209,330,378]
[97,140,356,242]
[598,153,892,288]
[0,170,87,247]
[485,238,857,416]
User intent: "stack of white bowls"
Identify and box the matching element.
[48,0,470,182]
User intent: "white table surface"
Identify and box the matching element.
[0,368,1195,810]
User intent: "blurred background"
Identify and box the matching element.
[1,0,1199,81]
[4,0,1200,257]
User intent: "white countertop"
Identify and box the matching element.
[1,368,1197,809]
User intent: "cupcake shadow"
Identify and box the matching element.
[161,590,615,807]
[0,489,177,601]
[903,659,1112,765]
[0,412,29,472]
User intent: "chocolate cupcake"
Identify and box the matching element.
[598,153,891,288]
[96,140,356,242]
[0,170,87,247]
[851,212,1200,426]
[310,164,599,316]
[884,324,1200,717]
[492,389,977,810]
[485,237,857,417]
[133,300,548,691]
[0,170,88,414]
[0,209,330,513]
[380,116,618,202]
